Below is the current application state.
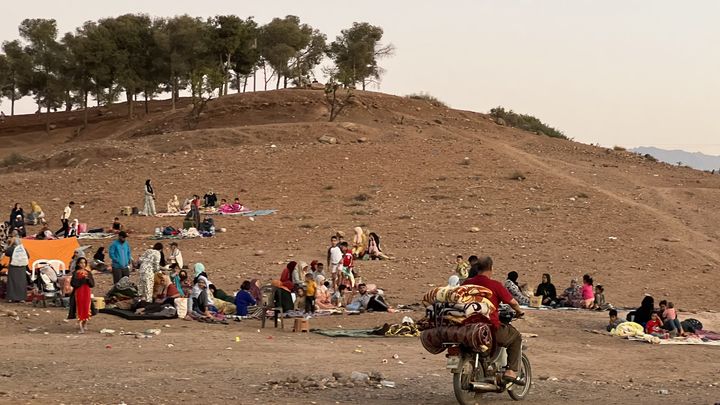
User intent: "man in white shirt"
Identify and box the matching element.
[327,236,343,288]
[55,201,75,237]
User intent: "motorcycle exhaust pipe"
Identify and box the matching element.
[470,382,500,392]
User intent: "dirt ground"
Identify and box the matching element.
[0,89,719,404]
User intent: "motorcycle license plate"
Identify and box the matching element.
[446,356,460,370]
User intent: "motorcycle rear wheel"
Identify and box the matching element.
[507,353,532,400]
[452,355,484,405]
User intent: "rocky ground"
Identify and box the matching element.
[0,89,719,404]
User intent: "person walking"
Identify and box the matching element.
[108,231,132,284]
[4,235,29,302]
[55,201,75,237]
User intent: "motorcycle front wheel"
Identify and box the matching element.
[507,353,532,400]
[452,355,483,405]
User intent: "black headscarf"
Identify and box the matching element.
[145,179,153,194]
[535,273,557,300]
[369,232,381,249]
[507,271,519,287]
[633,296,655,325]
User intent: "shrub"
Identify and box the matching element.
[0,153,29,167]
[353,193,371,202]
[613,145,626,151]
[489,107,567,140]
[406,92,448,108]
[643,153,658,162]
[509,171,526,181]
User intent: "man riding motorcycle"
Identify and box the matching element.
[462,256,525,385]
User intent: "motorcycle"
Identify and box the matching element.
[445,309,531,404]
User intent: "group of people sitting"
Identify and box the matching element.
[166,193,247,215]
[612,296,687,338]
[453,255,612,310]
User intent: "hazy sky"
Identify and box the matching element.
[1,1,719,154]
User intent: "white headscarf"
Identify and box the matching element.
[448,275,460,287]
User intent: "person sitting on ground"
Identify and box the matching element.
[466,255,480,278]
[12,214,26,238]
[315,275,335,310]
[331,284,348,307]
[35,224,56,240]
[310,261,324,280]
[593,285,612,311]
[455,255,469,280]
[557,279,582,307]
[167,195,181,213]
[578,274,595,309]
[67,219,80,238]
[352,227,368,258]
[108,217,124,234]
[190,278,213,319]
[628,295,655,327]
[155,274,181,305]
[293,262,307,288]
[167,242,184,269]
[535,273,557,306]
[367,232,390,260]
[177,269,192,297]
[462,256,526,385]
[168,264,185,297]
[9,203,24,226]
[231,198,245,212]
[218,199,232,213]
[203,191,218,208]
[248,279,263,305]
[504,271,530,306]
[91,247,109,272]
[304,272,317,314]
[234,280,257,317]
[659,300,684,336]
[645,312,670,338]
[347,283,390,312]
[606,309,623,332]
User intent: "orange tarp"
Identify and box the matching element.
[2,238,80,268]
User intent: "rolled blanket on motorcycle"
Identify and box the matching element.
[421,323,494,355]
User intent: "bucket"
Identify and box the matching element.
[529,295,543,308]
[92,297,106,310]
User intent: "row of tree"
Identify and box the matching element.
[0,14,393,128]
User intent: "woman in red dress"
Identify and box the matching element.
[71,257,95,333]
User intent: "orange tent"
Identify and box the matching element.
[2,238,80,269]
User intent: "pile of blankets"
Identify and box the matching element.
[419,284,496,355]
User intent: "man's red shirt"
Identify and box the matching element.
[462,274,514,328]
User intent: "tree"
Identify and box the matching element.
[1,41,32,116]
[259,15,323,89]
[19,18,64,131]
[209,15,259,96]
[323,68,353,122]
[327,22,394,90]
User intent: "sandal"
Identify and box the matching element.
[501,375,525,386]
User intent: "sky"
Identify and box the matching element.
[1,0,719,154]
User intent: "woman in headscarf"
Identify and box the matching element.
[280,261,297,291]
[314,275,335,309]
[293,262,307,287]
[70,257,94,333]
[29,201,46,225]
[367,232,390,260]
[9,203,23,226]
[191,263,215,311]
[248,279,263,305]
[67,219,79,238]
[558,279,582,307]
[12,214,26,238]
[631,295,655,327]
[273,262,296,312]
[142,179,157,216]
[155,274,181,305]
[137,243,162,302]
[166,195,180,213]
[352,227,368,258]
[535,273,557,305]
[4,236,28,302]
[503,271,530,306]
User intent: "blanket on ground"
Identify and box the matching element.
[313,323,420,338]
[100,307,177,320]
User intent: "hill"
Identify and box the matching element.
[0,89,719,312]
[632,146,720,171]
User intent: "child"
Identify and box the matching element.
[331,284,348,307]
[339,242,355,288]
[70,257,95,334]
[455,255,469,280]
[294,287,306,311]
[662,301,684,336]
[234,280,256,317]
[593,285,612,311]
[645,312,669,338]
[304,273,316,314]
[606,309,622,332]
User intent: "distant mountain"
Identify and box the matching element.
[630,147,720,171]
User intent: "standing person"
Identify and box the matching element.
[189,195,201,229]
[56,201,75,237]
[142,180,157,216]
[9,203,24,225]
[304,272,317,314]
[70,257,95,333]
[108,231,132,284]
[4,235,29,302]
[168,242,184,269]
[463,257,526,384]
[327,236,342,288]
[339,242,355,288]
[138,243,163,302]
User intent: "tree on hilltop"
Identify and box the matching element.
[326,22,394,90]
